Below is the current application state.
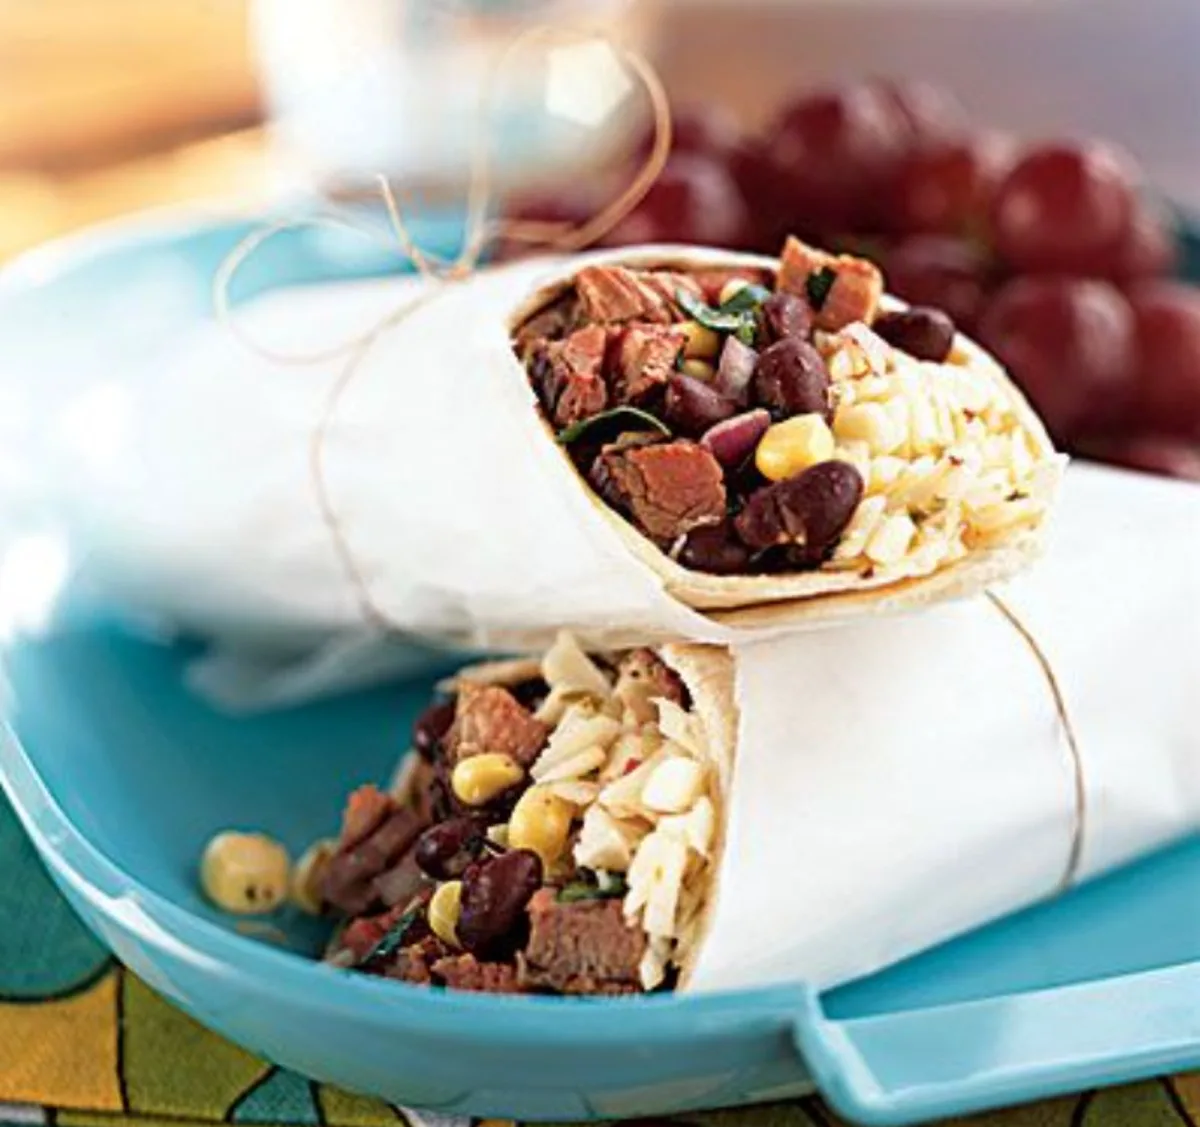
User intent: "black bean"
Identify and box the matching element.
[414,817,485,880]
[761,291,813,343]
[662,374,738,438]
[412,699,455,762]
[873,307,956,363]
[734,461,864,555]
[752,338,831,420]
[456,849,544,957]
[678,524,753,574]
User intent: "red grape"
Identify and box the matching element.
[978,276,1136,443]
[769,86,903,234]
[868,78,967,154]
[728,136,793,252]
[1126,280,1200,439]
[1077,435,1200,482]
[598,152,749,249]
[1109,199,1179,282]
[883,235,991,332]
[886,134,1013,237]
[990,141,1139,274]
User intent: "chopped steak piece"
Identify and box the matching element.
[638,270,704,313]
[616,649,687,708]
[513,294,577,358]
[590,440,726,543]
[448,684,548,767]
[575,266,700,324]
[535,324,610,427]
[610,325,685,406]
[777,236,883,331]
[432,953,524,994]
[385,936,452,987]
[520,888,645,994]
[339,784,394,850]
[322,789,431,916]
[402,757,441,826]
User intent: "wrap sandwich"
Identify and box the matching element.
[298,467,1197,995]
[64,236,1062,705]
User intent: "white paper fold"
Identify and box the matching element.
[51,261,728,707]
[687,467,1200,992]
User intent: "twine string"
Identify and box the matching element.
[986,590,1087,892]
[214,27,671,630]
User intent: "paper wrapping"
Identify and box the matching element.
[686,466,1200,992]
[58,248,1055,708]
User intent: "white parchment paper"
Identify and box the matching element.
[687,467,1200,992]
[58,256,779,708]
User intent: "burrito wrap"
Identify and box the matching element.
[66,244,1061,706]
[508,246,1058,616]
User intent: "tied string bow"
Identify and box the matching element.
[213,26,672,632]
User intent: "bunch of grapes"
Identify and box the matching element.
[504,81,1200,482]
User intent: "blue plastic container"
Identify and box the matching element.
[0,211,1197,1126]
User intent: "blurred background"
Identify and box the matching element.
[3,0,1200,475]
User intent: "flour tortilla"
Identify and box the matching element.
[508,247,1060,621]
[658,643,736,988]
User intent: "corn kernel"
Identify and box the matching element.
[718,277,749,305]
[428,880,463,947]
[508,785,574,867]
[290,837,337,915]
[451,752,525,807]
[679,320,722,360]
[755,414,836,482]
[680,358,715,381]
[200,831,290,915]
[865,513,917,564]
[833,402,903,455]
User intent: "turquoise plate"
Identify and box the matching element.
[0,208,1197,1126]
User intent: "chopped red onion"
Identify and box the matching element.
[714,336,758,403]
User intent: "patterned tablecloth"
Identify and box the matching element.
[0,794,1195,1127]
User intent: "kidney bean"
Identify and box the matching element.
[700,409,771,468]
[456,849,544,956]
[412,699,456,762]
[662,374,738,437]
[714,336,758,403]
[678,523,752,574]
[761,291,813,343]
[414,817,485,880]
[873,307,956,363]
[752,338,831,420]
[734,461,864,555]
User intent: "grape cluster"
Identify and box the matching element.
[505,81,1200,483]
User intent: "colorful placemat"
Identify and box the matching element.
[1,796,1195,1127]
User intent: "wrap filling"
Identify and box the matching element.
[314,634,721,995]
[515,235,1059,583]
